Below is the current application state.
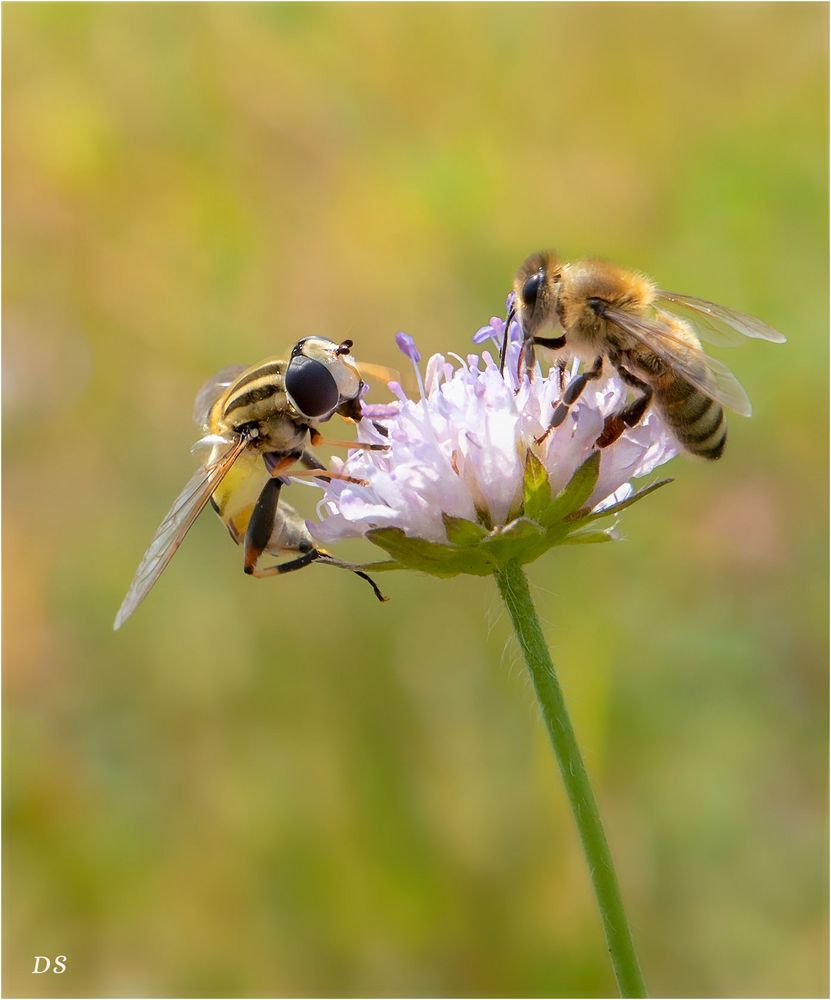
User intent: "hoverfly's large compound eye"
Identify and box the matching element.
[521,269,546,309]
[285,355,340,418]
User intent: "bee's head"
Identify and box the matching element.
[285,336,363,421]
[511,250,563,338]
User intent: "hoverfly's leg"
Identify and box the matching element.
[535,356,604,445]
[263,448,368,487]
[287,467,368,487]
[263,449,305,477]
[248,549,322,579]
[311,413,392,440]
[298,449,326,471]
[244,477,290,575]
[243,475,324,579]
[254,550,387,602]
[309,434,389,452]
[242,478,387,601]
[596,367,653,448]
[262,449,366,485]
[248,550,321,578]
[291,448,368,485]
[315,552,388,602]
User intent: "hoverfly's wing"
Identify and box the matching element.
[114,435,249,630]
[655,292,786,346]
[356,361,401,384]
[602,306,753,417]
[192,365,247,428]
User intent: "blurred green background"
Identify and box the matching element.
[4,4,827,997]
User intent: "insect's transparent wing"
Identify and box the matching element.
[602,306,753,416]
[357,361,401,383]
[193,365,247,428]
[114,435,249,630]
[655,291,786,346]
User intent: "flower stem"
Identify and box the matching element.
[494,559,647,998]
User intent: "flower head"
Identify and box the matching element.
[310,319,679,576]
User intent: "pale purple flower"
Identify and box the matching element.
[310,325,679,568]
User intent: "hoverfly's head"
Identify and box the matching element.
[285,336,363,421]
[510,250,563,339]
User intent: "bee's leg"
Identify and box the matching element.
[596,367,653,448]
[516,336,566,392]
[533,336,568,384]
[533,335,567,351]
[499,304,516,376]
[535,355,604,445]
[515,334,568,391]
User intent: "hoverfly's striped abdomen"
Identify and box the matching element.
[656,377,726,461]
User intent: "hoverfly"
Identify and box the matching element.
[114,337,388,630]
[502,251,786,459]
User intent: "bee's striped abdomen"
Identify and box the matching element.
[657,377,726,460]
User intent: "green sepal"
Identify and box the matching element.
[481,517,546,566]
[577,478,674,522]
[366,527,492,577]
[561,525,620,545]
[538,452,601,528]
[363,453,669,579]
[522,451,552,523]
[442,514,489,546]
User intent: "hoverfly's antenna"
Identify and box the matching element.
[337,340,354,355]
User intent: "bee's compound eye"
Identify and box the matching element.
[521,270,545,308]
[285,356,340,417]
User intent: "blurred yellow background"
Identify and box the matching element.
[4,4,827,997]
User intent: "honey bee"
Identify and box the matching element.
[114,336,388,630]
[502,251,786,459]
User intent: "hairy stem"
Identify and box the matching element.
[495,559,647,998]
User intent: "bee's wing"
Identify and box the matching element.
[602,306,753,417]
[655,291,786,346]
[192,365,247,427]
[114,435,249,630]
